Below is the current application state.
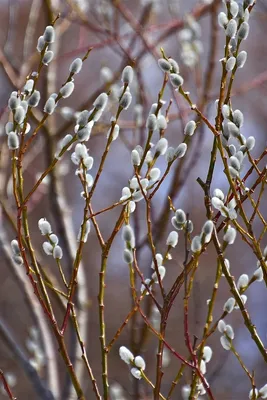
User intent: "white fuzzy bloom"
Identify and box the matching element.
[8,132,19,150]
[249,388,259,400]
[11,240,20,255]
[218,12,228,28]
[37,35,45,52]
[200,359,206,375]
[140,278,151,295]
[253,267,263,282]
[165,147,176,163]
[69,58,83,74]
[191,236,202,253]
[44,97,56,114]
[77,220,91,243]
[38,218,52,235]
[49,234,58,244]
[158,58,171,72]
[246,136,255,151]
[155,138,168,155]
[169,73,184,88]
[146,114,157,131]
[134,356,146,370]
[60,82,75,98]
[131,368,142,380]
[122,225,135,248]
[236,51,247,68]
[259,384,267,399]
[43,25,55,43]
[226,56,236,72]
[213,188,224,201]
[157,115,167,130]
[202,346,212,363]
[42,242,53,255]
[237,274,249,290]
[181,385,191,400]
[120,91,132,109]
[174,143,187,158]
[131,149,141,166]
[123,249,133,264]
[226,19,237,38]
[53,245,63,259]
[152,266,166,283]
[93,93,108,111]
[202,220,213,243]
[122,66,134,85]
[218,319,226,333]
[14,106,25,124]
[223,226,236,245]
[119,346,134,364]
[42,50,54,65]
[184,120,196,136]
[107,124,120,141]
[220,336,231,350]
[149,168,160,182]
[28,90,41,107]
[166,231,178,247]
[223,297,235,313]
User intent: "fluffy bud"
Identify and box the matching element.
[134,356,145,370]
[38,218,52,235]
[123,249,133,263]
[157,115,167,131]
[37,36,45,52]
[122,66,134,85]
[146,114,157,131]
[237,22,249,40]
[166,231,178,247]
[119,346,134,364]
[236,51,247,68]
[158,58,171,72]
[93,93,108,110]
[232,109,244,128]
[28,91,40,107]
[131,149,141,166]
[43,26,55,43]
[202,346,212,363]
[122,225,135,248]
[44,97,56,114]
[53,245,63,259]
[174,143,187,158]
[8,132,19,150]
[42,50,54,65]
[226,56,236,72]
[155,138,168,155]
[223,297,235,313]
[184,120,196,136]
[191,236,202,253]
[120,91,132,109]
[246,136,255,151]
[14,106,25,124]
[169,73,184,88]
[218,12,228,28]
[237,274,249,290]
[226,19,237,38]
[60,82,75,98]
[223,226,236,244]
[69,58,83,74]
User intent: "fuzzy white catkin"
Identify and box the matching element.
[223,226,236,244]
[53,245,63,259]
[107,124,120,141]
[169,73,184,88]
[238,21,249,40]
[152,266,166,283]
[60,82,75,98]
[93,93,108,110]
[213,188,224,201]
[222,104,230,118]
[122,66,133,85]
[28,91,41,107]
[181,385,191,400]
[253,267,263,282]
[38,218,52,235]
[14,106,25,124]
[69,58,83,74]
[131,149,141,166]
[43,26,55,43]
[168,58,179,73]
[24,79,34,93]
[8,132,19,150]
[119,346,134,364]
[42,242,53,255]
[230,1,239,18]
[78,122,93,142]
[227,121,239,137]
[259,384,267,399]
[37,36,45,52]
[122,225,135,248]
[120,91,132,109]
[249,389,259,400]
[236,51,247,68]
[202,346,212,363]
[226,19,237,38]
[226,56,236,71]
[174,143,187,158]
[8,96,20,110]
[157,115,167,130]
[158,58,171,72]
[42,50,54,65]
[202,220,213,236]
[184,120,196,136]
[123,249,133,263]
[11,240,20,255]
[166,231,178,247]
[146,114,157,131]
[225,324,234,339]
[232,109,244,128]
[191,236,202,253]
[44,97,56,114]
[131,368,142,380]
[218,12,228,28]
[155,138,168,155]
[220,335,231,350]
[246,136,255,151]
[5,122,13,135]
[223,297,235,313]
[165,147,175,163]
[218,319,226,333]
[237,274,249,290]
[49,234,58,244]
[229,156,240,171]
[149,168,160,181]
[134,356,146,370]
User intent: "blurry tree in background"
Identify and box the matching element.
[0,0,267,399]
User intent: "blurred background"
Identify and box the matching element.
[0,0,267,399]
